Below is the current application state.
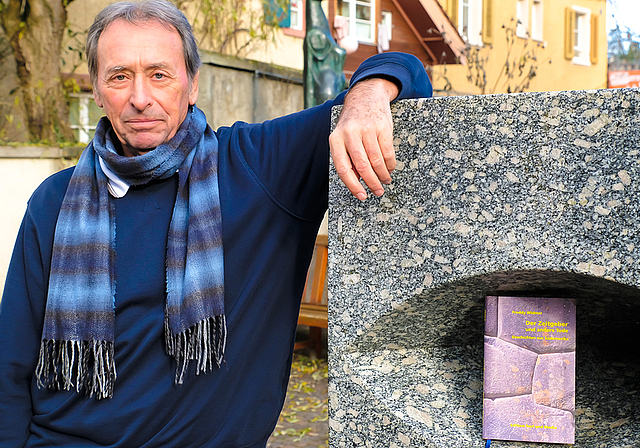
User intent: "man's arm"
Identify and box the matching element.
[0,170,68,446]
[0,212,43,445]
[329,52,432,200]
[216,52,431,219]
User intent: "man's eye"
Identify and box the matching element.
[115,75,126,81]
[154,73,165,79]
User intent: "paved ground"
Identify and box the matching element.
[267,347,328,448]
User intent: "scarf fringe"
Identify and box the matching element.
[35,339,117,400]
[164,315,227,385]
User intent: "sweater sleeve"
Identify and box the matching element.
[0,170,69,446]
[218,52,432,221]
[0,211,47,446]
[335,51,433,104]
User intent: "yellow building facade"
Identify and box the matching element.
[431,0,608,95]
[64,0,308,74]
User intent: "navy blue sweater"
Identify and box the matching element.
[0,53,432,447]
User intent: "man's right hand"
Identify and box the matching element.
[329,77,399,201]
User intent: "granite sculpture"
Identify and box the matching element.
[328,88,640,447]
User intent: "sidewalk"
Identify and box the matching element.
[267,350,328,448]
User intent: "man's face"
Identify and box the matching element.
[93,19,199,157]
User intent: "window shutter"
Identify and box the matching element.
[590,15,598,64]
[448,0,458,27]
[265,0,291,27]
[483,0,493,44]
[564,7,575,60]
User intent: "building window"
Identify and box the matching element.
[458,0,483,46]
[381,10,392,41]
[572,6,591,66]
[289,0,303,30]
[531,0,543,41]
[338,0,375,43]
[516,0,528,38]
[268,0,305,37]
[461,0,470,38]
[69,94,102,144]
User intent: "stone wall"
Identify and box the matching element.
[328,88,640,447]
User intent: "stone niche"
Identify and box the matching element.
[328,89,640,448]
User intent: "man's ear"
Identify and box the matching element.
[189,71,200,106]
[93,87,104,108]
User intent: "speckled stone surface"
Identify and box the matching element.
[328,89,640,448]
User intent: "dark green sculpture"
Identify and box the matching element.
[303,0,347,109]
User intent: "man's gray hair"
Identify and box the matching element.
[86,0,201,87]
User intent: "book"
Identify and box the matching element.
[483,296,576,444]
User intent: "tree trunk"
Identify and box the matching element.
[0,0,75,143]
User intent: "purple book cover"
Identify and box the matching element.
[483,296,576,444]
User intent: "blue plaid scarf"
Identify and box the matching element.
[35,106,226,399]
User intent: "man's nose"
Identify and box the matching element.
[130,76,153,111]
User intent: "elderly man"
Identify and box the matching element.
[0,0,432,446]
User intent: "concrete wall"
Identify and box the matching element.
[198,52,303,129]
[0,148,79,293]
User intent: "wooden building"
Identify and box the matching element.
[326,0,466,77]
